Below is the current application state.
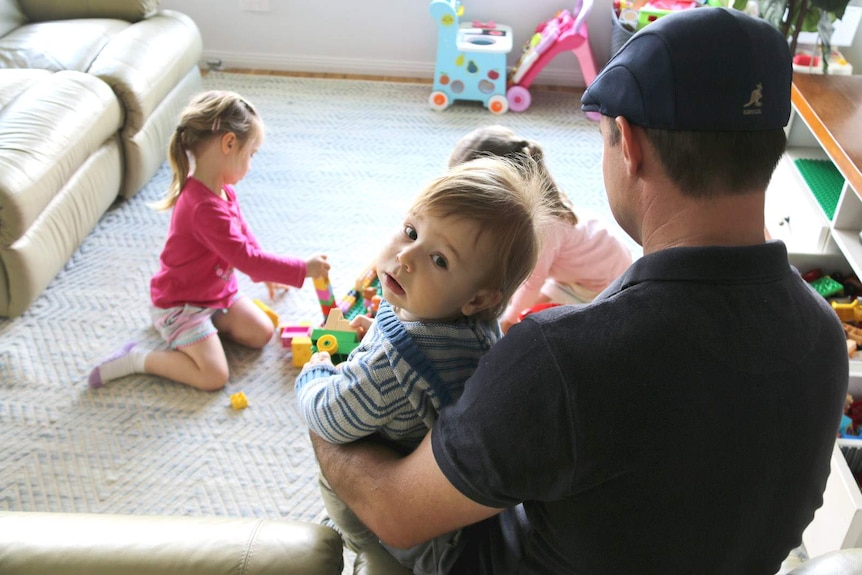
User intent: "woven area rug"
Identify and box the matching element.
[0,72,634,539]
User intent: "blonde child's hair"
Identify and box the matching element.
[448,125,578,226]
[410,156,551,321]
[153,90,263,211]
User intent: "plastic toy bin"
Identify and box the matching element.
[610,6,634,54]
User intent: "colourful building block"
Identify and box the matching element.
[833,299,862,323]
[252,298,279,328]
[308,308,361,365]
[811,276,844,298]
[313,276,337,320]
[229,391,249,410]
[280,323,313,348]
[292,336,313,367]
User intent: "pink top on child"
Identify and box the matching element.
[151,177,306,309]
[501,214,633,325]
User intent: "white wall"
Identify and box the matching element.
[160,0,616,88]
[160,0,862,88]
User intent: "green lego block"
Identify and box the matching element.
[810,276,844,298]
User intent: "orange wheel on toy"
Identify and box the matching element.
[317,334,339,354]
[433,93,446,106]
[488,95,508,115]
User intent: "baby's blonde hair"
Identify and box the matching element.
[449,125,578,226]
[410,156,551,321]
[153,90,263,211]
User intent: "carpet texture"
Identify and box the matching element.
[0,73,633,529]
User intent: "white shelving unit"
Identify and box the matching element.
[772,75,862,556]
[766,76,862,379]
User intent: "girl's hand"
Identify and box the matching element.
[306,254,331,279]
[266,282,290,300]
[349,315,374,341]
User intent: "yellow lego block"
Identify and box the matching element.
[833,299,862,323]
[292,336,313,367]
[230,391,249,410]
[253,298,280,328]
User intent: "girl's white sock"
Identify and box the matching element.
[88,342,148,388]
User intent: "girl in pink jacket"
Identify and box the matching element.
[89,91,329,390]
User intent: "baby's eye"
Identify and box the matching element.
[432,254,448,269]
[404,225,418,240]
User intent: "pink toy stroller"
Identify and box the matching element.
[507,0,598,115]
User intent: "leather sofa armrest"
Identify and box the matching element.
[88,10,203,131]
[0,511,345,575]
[15,0,160,22]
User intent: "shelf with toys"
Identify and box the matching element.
[765,75,862,282]
[774,74,862,558]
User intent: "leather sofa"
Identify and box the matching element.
[0,511,410,575]
[1,510,860,574]
[0,0,202,317]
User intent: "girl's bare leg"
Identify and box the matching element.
[213,295,274,349]
[141,297,272,391]
[144,334,229,391]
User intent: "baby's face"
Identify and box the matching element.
[376,210,496,322]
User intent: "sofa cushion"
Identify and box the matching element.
[0,19,130,71]
[0,67,47,106]
[0,511,346,575]
[0,69,122,246]
[0,0,25,38]
[16,0,159,23]
[90,11,202,129]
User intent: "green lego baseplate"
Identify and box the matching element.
[794,158,843,221]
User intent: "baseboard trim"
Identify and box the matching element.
[200,50,586,88]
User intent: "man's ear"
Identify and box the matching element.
[461,288,502,317]
[617,117,642,176]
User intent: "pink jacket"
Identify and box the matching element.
[151,178,306,309]
[502,216,632,324]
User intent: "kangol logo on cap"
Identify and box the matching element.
[743,82,763,116]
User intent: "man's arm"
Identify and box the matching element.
[310,430,502,549]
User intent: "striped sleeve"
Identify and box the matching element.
[294,324,399,444]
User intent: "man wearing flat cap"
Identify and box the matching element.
[309,9,848,574]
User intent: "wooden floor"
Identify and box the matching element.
[206,67,583,94]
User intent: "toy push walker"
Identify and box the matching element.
[429,0,513,114]
[428,0,598,116]
[508,0,598,114]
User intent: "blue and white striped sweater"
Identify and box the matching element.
[295,300,500,448]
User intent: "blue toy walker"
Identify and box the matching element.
[429,0,513,115]
[429,0,598,117]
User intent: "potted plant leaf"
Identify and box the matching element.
[753,0,852,71]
